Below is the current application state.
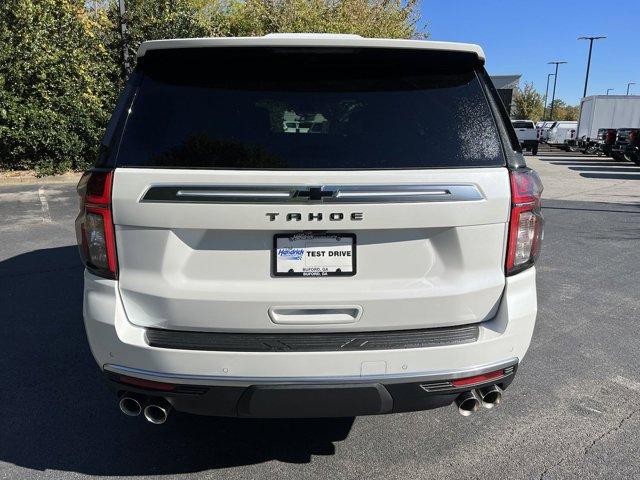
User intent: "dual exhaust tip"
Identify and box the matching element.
[455,385,502,416]
[118,393,171,424]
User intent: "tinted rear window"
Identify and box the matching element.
[512,121,534,129]
[116,48,504,169]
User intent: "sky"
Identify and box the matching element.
[420,0,640,105]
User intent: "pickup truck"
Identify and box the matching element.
[595,128,617,156]
[511,120,538,155]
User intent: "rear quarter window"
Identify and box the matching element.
[512,121,534,129]
[116,48,505,170]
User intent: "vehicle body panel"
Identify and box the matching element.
[112,167,510,333]
[84,266,536,383]
[547,121,577,145]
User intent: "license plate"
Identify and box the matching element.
[273,233,356,277]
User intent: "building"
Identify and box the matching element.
[490,75,521,116]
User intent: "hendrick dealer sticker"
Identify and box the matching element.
[273,233,356,277]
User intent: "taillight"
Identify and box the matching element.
[75,170,118,279]
[630,130,638,145]
[506,169,544,276]
[605,129,616,143]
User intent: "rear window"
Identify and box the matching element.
[512,121,534,129]
[116,48,505,169]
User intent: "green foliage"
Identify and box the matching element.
[224,0,423,39]
[0,0,118,174]
[548,99,579,121]
[512,82,544,122]
[1,0,424,174]
[116,0,424,73]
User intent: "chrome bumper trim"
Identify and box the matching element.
[104,357,519,387]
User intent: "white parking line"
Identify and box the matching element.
[38,187,53,224]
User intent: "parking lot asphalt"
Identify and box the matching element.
[1,152,639,480]
[527,148,640,204]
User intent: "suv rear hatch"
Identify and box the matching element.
[107,45,513,333]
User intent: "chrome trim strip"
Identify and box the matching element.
[336,189,449,198]
[176,190,293,199]
[141,184,483,204]
[104,358,518,387]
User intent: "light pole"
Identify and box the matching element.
[627,82,636,95]
[578,36,606,98]
[548,61,567,121]
[606,88,614,95]
[543,73,555,121]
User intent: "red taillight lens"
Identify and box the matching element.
[506,169,544,276]
[75,170,118,279]
[630,130,638,144]
[606,129,616,143]
[451,369,505,387]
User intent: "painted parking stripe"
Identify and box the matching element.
[38,187,53,224]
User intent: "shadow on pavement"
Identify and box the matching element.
[550,162,637,167]
[0,246,354,476]
[579,172,640,180]
[533,154,640,178]
[538,157,621,163]
[568,166,640,173]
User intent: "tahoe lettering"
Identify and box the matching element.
[266,212,364,221]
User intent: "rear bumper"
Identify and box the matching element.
[521,140,538,148]
[599,143,614,154]
[105,361,517,417]
[612,142,629,153]
[83,267,537,416]
[625,145,639,157]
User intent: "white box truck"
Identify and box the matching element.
[566,95,640,152]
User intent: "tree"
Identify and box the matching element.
[1,0,426,174]
[0,0,117,174]
[547,99,579,121]
[112,0,425,77]
[560,104,579,121]
[225,0,423,38]
[512,82,544,122]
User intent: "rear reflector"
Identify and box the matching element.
[117,375,176,392]
[75,170,118,279]
[506,169,544,276]
[451,369,504,387]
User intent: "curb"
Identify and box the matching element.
[0,172,82,186]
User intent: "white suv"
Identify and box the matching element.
[76,34,542,424]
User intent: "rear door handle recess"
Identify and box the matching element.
[269,306,362,325]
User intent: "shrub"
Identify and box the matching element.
[0,0,117,174]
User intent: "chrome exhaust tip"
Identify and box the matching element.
[143,399,172,425]
[118,394,143,417]
[478,385,503,409]
[455,391,481,416]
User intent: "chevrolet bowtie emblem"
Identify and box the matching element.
[294,187,336,201]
